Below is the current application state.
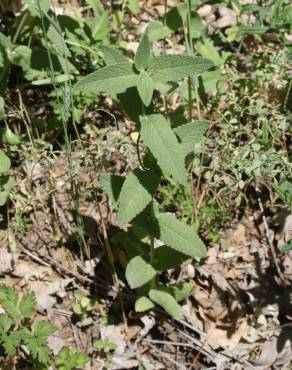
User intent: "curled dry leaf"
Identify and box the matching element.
[27,278,72,314]
[212,8,237,28]
[99,325,138,370]
[47,333,65,355]
[0,245,18,274]
[140,315,156,338]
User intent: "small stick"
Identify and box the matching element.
[95,199,128,332]
[173,318,257,369]
[145,339,195,349]
[148,343,187,370]
[21,249,51,267]
[255,186,284,281]
[44,254,94,284]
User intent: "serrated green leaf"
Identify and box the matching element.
[149,289,183,319]
[0,284,21,323]
[174,120,209,156]
[74,62,138,94]
[47,22,71,58]
[154,210,206,259]
[0,284,19,304]
[117,169,160,227]
[135,33,151,71]
[133,205,207,259]
[99,173,125,206]
[140,114,187,185]
[135,296,155,312]
[2,331,22,356]
[34,321,56,338]
[273,180,292,210]
[147,20,171,41]
[0,315,13,333]
[101,45,129,65]
[0,150,11,173]
[23,0,51,17]
[25,336,50,364]
[19,292,36,318]
[9,46,65,80]
[1,301,21,323]
[153,245,187,271]
[137,70,154,107]
[148,55,213,83]
[126,256,156,289]
[55,346,90,370]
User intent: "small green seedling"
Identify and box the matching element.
[0,284,55,367]
[73,290,98,327]
[55,346,90,370]
[94,337,117,369]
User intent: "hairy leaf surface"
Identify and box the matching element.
[137,70,154,107]
[133,205,207,259]
[154,210,207,259]
[174,120,209,156]
[140,114,187,184]
[135,33,151,71]
[100,45,129,65]
[126,256,156,289]
[117,169,160,227]
[74,63,138,94]
[149,289,183,319]
[149,55,213,83]
[99,173,124,206]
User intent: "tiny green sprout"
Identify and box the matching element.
[73,290,98,327]
[94,337,117,352]
[55,346,89,370]
[94,337,117,369]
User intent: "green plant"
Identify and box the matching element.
[75,24,214,318]
[55,346,89,370]
[94,337,117,369]
[0,284,55,367]
[273,179,292,211]
[73,289,98,327]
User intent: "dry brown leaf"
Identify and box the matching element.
[47,333,65,355]
[208,319,249,350]
[248,338,278,368]
[140,315,155,338]
[27,278,72,314]
[99,325,138,369]
[0,246,18,274]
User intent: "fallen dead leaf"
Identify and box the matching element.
[0,246,18,274]
[99,324,138,370]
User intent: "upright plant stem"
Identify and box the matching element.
[186,0,193,121]
[185,0,202,121]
